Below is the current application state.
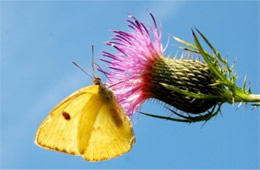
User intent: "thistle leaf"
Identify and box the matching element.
[139,111,191,123]
[194,27,231,72]
[171,35,197,50]
[160,82,220,100]
[192,30,227,83]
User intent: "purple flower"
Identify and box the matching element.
[101,12,164,116]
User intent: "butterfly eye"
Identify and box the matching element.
[62,112,71,120]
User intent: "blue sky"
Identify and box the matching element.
[1,1,259,169]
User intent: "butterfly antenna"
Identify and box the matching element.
[91,45,97,78]
[72,61,92,80]
[93,62,108,79]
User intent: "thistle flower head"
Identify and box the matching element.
[101,12,260,121]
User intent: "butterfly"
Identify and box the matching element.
[35,48,135,162]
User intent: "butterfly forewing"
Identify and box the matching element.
[35,85,99,155]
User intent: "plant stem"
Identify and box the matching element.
[222,88,260,104]
[235,92,260,103]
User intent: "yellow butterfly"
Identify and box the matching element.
[35,53,135,162]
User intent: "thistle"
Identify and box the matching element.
[101,12,260,123]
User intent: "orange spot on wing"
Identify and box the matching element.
[62,112,71,120]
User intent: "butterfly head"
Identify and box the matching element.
[92,77,114,101]
[93,77,102,85]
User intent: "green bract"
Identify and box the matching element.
[141,28,260,123]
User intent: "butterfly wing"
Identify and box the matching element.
[36,84,135,161]
[77,88,136,161]
[35,85,100,155]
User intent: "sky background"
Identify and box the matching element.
[1,0,259,169]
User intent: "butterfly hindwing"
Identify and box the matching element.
[78,88,135,161]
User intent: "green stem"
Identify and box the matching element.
[234,92,260,103]
[222,88,260,103]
